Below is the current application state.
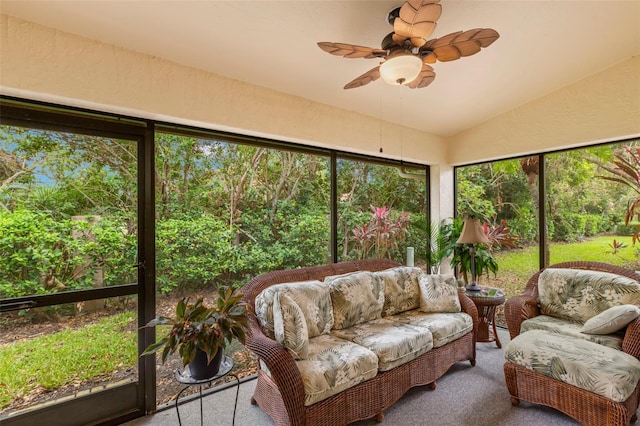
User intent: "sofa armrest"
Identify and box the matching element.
[623,317,640,360]
[459,293,479,341]
[504,295,539,340]
[245,320,307,426]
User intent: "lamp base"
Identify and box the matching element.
[465,283,483,293]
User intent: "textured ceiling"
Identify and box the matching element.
[2,1,639,136]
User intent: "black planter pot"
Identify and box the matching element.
[188,347,223,380]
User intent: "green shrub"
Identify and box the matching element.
[552,212,587,241]
[155,215,237,293]
[0,209,133,298]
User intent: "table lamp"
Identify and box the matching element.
[456,218,490,293]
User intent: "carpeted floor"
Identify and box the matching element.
[126,328,609,425]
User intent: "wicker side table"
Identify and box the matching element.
[466,288,505,348]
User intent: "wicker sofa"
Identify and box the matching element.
[504,261,640,425]
[242,258,478,426]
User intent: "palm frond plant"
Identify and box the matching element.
[594,145,640,244]
[426,219,455,273]
[141,286,249,378]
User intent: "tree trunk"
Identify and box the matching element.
[520,157,550,266]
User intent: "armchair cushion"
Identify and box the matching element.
[538,268,640,323]
[418,274,461,313]
[581,304,640,335]
[521,315,623,350]
[504,329,640,403]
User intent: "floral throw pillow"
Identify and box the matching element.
[419,273,461,313]
[581,304,640,335]
[273,291,309,359]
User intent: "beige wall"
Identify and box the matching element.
[448,56,640,165]
[0,14,446,165]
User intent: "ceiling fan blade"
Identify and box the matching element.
[344,66,381,90]
[318,42,386,59]
[392,0,442,48]
[406,64,436,89]
[421,28,500,62]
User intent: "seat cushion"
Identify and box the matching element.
[331,318,433,371]
[521,315,624,350]
[375,266,422,316]
[295,334,378,406]
[327,271,384,330]
[538,268,640,323]
[391,310,473,347]
[504,330,640,402]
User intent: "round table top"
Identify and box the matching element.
[174,355,234,385]
[465,287,505,304]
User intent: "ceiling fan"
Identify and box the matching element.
[317,0,499,90]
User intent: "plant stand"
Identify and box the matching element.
[174,355,239,426]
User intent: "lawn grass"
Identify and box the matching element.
[0,311,137,410]
[487,235,638,297]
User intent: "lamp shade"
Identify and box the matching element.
[456,218,490,245]
[379,54,422,86]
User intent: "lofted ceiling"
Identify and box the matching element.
[1,1,639,137]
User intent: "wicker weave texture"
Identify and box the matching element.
[242,260,478,425]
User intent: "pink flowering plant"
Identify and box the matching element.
[352,205,410,259]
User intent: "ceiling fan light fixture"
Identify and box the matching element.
[379,54,422,86]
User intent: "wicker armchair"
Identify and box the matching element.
[503,261,640,425]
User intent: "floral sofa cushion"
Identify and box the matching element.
[331,318,433,371]
[273,292,309,359]
[521,315,623,350]
[375,266,422,316]
[255,280,333,339]
[418,274,461,313]
[327,271,384,330]
[295,334,379,406]
[391,310,473,348]
[538,268,640,323]
[505,329,640,403]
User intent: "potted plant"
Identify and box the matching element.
[141,286,249,379]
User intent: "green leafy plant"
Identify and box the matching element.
[351,205,410,259]
[141,287,249,366]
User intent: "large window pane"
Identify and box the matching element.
[153,132,331,405]
[337,159,427,265]
[0,126,138,417]
[545,141,640,269]
[456,158,539,297]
